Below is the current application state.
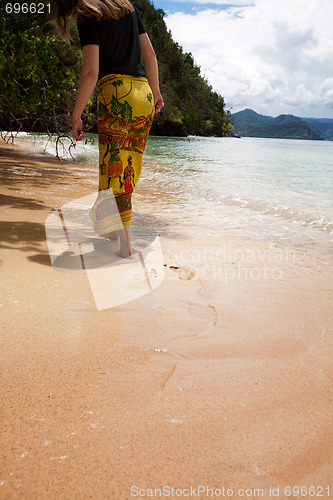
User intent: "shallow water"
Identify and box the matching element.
[16,133,333,260]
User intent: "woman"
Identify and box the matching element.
[55,0,164,257]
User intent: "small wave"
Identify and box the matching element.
[13,132,333,239]
[215,195,333,233]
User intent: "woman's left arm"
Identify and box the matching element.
[72,44,99,141]
[139,33,164,113]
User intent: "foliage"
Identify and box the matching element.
[0,1,83,136]
[135,0,232,136]
[0,0,232,138]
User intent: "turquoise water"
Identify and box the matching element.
[142,136,333,258]
[143,136,333,230]
[18,133,333,257]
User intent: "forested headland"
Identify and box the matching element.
[231,109,333,141]
[0,0,233,138]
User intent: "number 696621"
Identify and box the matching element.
[5,3,51,14]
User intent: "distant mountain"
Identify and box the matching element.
[231,109,333,140]
[231,109,273,136]
[304,118,333,141]
[247,115,324,140]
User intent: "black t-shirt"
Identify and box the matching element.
[77,8,147,81]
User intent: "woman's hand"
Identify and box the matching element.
[72,114,84,141]
[154,92,164,113]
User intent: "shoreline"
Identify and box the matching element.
[7,132,333,262]
[1,140,332,498]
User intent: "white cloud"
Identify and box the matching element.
[165,0,333,117]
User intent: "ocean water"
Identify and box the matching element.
[142,136,333,245]
[16,133,333,259]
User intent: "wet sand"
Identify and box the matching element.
[0,140,332,499]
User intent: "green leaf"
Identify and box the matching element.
[98,101,109,120]
[111,79,123,89]
[110,95,123,117]
[120,101,133,125]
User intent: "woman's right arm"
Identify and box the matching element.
[139,33,164,113]
[72,44,99,141]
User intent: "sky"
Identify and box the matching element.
[154,0,333,118]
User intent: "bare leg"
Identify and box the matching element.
[117,226,133,258]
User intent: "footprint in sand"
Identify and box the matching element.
[155,298,217,335]
[167,264,196,280]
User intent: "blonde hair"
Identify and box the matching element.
[54,0,134,40]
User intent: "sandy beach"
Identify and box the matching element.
[0,139,332,499]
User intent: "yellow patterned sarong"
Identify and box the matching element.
[90,74,154,234]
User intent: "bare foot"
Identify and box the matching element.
[116,248,134,259]
[116,226,133,259]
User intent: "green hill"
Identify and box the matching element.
[304,118,333,140]
[230,108,272,135]
[135,0,232,136]
[0,0,232,138]
[248,115,324,140]
[231,109,331,140]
